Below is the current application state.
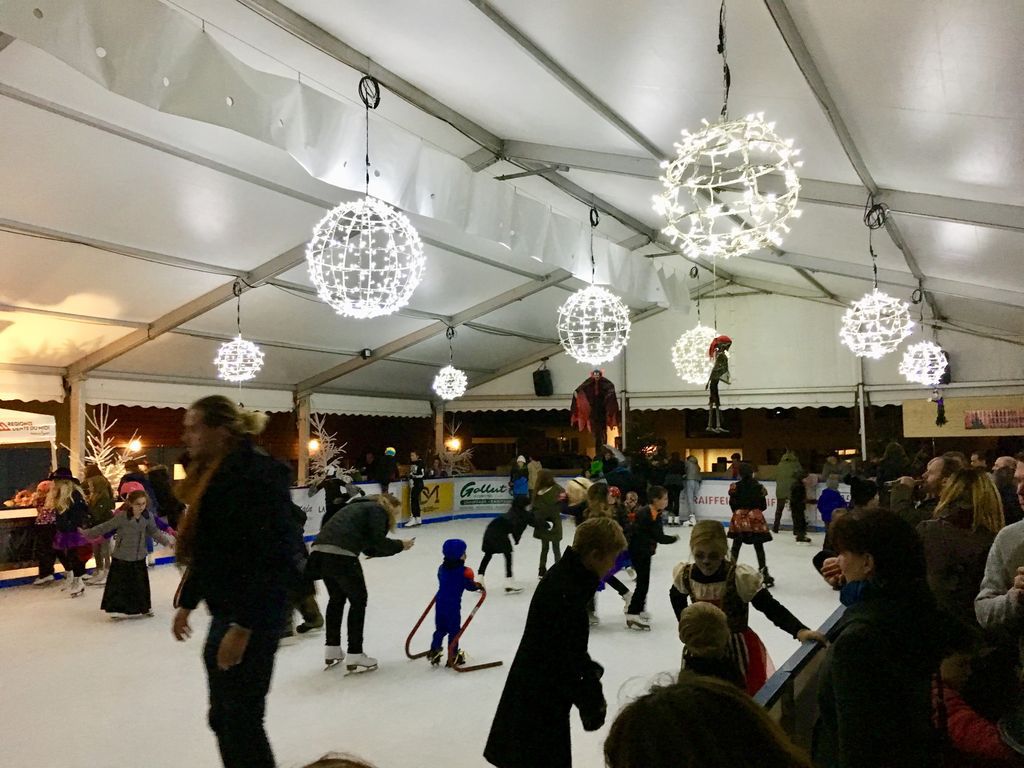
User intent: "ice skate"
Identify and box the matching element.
[32,574,54,586]
[427,648,443,666]
[68,577,85,598]
[405,517,421,528]
[625,614,651,631]
[60,575,72,591]
[620,590,634,612]
[108,612,130,620]
[345,653,378,673]
[760,567,776,588]
[588,610,600,626]
[452,649,468,666]
[503,578,523,595]
[625,567,636,580]
[296,616,324,634]
[296,596,324,633]
[88,570,107,586]
[795,536,812,544]
[685,514,697,527]
[324,645,345,670]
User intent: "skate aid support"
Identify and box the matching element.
[404,589,503,673]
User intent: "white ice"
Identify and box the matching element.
[0,519,841,768]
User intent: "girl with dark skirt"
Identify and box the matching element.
[81,489,174,618]
[727,462,775,587]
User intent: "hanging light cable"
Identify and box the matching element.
[653,0,802,260]
[672,266,718,385]
[306,76,426,319]
[432,325,468,400]
[214,280,265,382]
[899,282,947,386]
[839,198,913,359]
[556,207,632,365]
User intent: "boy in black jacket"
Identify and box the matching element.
[624,485,678,631]
[485,517,627,768]
[479,507,529,594]
[789,470,812,543]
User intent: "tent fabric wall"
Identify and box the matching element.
[310,393,431,418]
[83,378,295,412]
[0,371,65,403]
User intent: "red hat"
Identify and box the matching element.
[120,481,146,497]
[708,335,733,358]
[608,486,621,498]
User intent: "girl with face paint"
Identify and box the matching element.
[668,521,827,695]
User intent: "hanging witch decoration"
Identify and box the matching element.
[570,369,621,452]
[706,335,733,433]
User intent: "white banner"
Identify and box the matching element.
[0,408,56,445]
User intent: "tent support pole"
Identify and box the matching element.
[434,404,444,458]
[857,360,868,462]
[68,375,86,477]
[297,394,311,485]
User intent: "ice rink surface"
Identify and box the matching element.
[0,518,840,768]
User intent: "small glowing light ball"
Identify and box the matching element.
[653,112,802,260]
[433,365,468,400]
[899,341,948,386]
[306,196,426,319]
[214,335,265,382]
[671,323,719,385]
[556,285,632,365]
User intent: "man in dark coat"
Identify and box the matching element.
[570,370,620,451]
[484,517,627,768]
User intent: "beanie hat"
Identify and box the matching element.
[608,486,621,498]
[442,538,467,560]
[120,481,146,497]
[516,455,526,464]
[678,602,730,657]
[384,447,396,457]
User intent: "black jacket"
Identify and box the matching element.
[176,442,300,631]
[729,477,768,511]
[482,509,530,555]
[626,504,676,558]
[484,547,606,768]
[312,498,403,559]
[814,585,950,768]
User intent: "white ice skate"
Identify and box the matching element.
[620,590,634,613]
[405,517,421,528]
[88,570,107,587]
[685,514,697,527]
[625,614,651,631]
[32,574,54,586]
[345,653,378,673]
[324,645,345,670]
[108,612,130,620]
[625,567,636,580]
[503,578,523,595]
[68,577,85,598]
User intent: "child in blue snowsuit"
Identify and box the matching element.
[428,538,481,666]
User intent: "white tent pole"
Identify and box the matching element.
[857,360,868,462]
[49,440,57,472]
[296,395,311,485]
[68,375,86,476]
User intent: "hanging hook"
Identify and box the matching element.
[717,0,731,119]
[232,279,244,336]
[358,75,382,197]
[588,207,599,284]
[445,325,457,363]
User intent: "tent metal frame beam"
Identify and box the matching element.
[295,269,574,396]
[762,0,943,322]
[234,0,503,155]
[66,243,308,377]
[502,141,1024,234]
[0,32,15,53]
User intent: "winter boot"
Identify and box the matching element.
[345,653,378,673]
[296,596,324,634]
[324,645,345,669]
[760,567,776,588]
[625,614,651,631]
[427,648,443,666]
[503,578,523,594]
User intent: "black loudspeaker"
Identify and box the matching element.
[533,362,553,397]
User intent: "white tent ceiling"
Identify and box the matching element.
[0,0,1021,411]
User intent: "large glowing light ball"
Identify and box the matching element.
[671,323,719,385]
[307,196,426,319]
[653,113,802,260]
[839,289,914,359]
[214,335,265,382]
[899,340,948,386]
[556,285,632,365]
[432,365,468,400]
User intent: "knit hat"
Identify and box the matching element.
[120,481,146,497]
[516,455,526,464]
[384,447,396,457]
[678,602,730,657]
[608,486,621,498]
[442,538,467,560]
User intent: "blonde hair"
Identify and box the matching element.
[85,474,113,504]
[303,754,376,768]
[573,516,626,557]
[374,493,401,531]
[190,395,268,436]
[565,477,592,507]
[678,602,730,657]
[690,520,728,557]
[935,467,1004,535]
[45,478,76,513]
[585,482,613,519]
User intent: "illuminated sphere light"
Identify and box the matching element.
[839,289,914,359]
[899,340,948,386]
[433,365,468,400]
[306,196,426,319]
[671,323,719,385]
[653,112,802,260]
[214,335,265,382]
[556,285,632,365]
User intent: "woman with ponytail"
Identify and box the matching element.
[171,396,303,768]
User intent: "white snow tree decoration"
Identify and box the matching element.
[440,417,475,476]
[899,340,948,386]
[61,404,143,488]
[672,323,718,385]
[308,413,347,486]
